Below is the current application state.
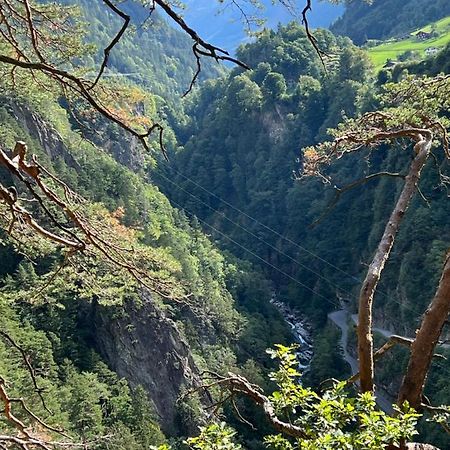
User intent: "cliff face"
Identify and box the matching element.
[3,100,79,166]
[92,294,203,435]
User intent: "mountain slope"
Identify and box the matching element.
[59,0,223,103]
[0,0,295,437]
[332,0,450,44]
[367,16,450,70]
[155,22,450,446]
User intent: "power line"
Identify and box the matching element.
[156,160,425,316]
[162,161,362,283]
[156,169,358,301]
[156,154,450,380]
[168,197,340,309]
[170,190,448,387]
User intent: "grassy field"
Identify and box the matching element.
[367,16,450,71]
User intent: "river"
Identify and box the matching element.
[270,296,314,372]
[271,298,394,413]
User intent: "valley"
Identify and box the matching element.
[0,1,449,449]
[270,295,313,371]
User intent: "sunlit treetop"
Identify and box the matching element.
[302,74,450,182]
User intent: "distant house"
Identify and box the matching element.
[416,31,433,40]
[383,59,397,68]
[425,47,440,56]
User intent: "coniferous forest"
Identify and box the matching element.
[0,1,449,449]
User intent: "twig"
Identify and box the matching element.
[310,172,405,228]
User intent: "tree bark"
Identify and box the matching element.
[358,134,432,393]
[397,252,450,410]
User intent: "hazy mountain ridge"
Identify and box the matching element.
[179,0,344,52]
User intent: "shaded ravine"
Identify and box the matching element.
[270,296,314,372]
[328,310,394,413]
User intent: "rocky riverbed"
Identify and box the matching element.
[270,296,314,372]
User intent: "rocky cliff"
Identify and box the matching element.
[92,293,204,435]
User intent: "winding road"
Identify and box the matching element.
[328,310,394,413]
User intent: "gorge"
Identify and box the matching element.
[0,1,449,449]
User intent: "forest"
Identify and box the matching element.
[0,0,449,449]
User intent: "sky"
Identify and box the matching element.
[179,0,345,52]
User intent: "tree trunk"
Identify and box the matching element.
[398,253,450,410]
[406,445,441,450]
[358,135,432,393]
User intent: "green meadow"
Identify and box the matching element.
[367,16,450,70]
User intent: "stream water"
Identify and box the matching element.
[270,298,394,412]
[270,296,314,372]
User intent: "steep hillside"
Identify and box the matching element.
[332,0,450,44]
[156,22,450,446]
[158,23,375,324]
[2,1,450,448]
[162,19,449,341]
[0,45,289,448]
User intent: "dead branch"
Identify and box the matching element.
[301,0,327,67]
[347,335,415,385]
[231,396,257,430]
[89,0,130,90]
[0,377,35,444]
[0,330,51,414]
[0,376,73,449]
[0,141,186,301]
[153,0,249,70]
[0,53,170,159]
[0,375,117,449]
[0,0,248,159]
[204,372,307,439]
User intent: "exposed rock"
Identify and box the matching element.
[3,98,144,172]
[92,292,204,435]
[261,109,287,144]
[4,100,79,167]
[406,444,441,450]
[100,132,144,172]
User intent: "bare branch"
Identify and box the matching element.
[309,172,405,228]
[153,0,249,70]
[0,331,51,414]
[301,0,327,67]
[0,141,187,301]
[89,0,131,90]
